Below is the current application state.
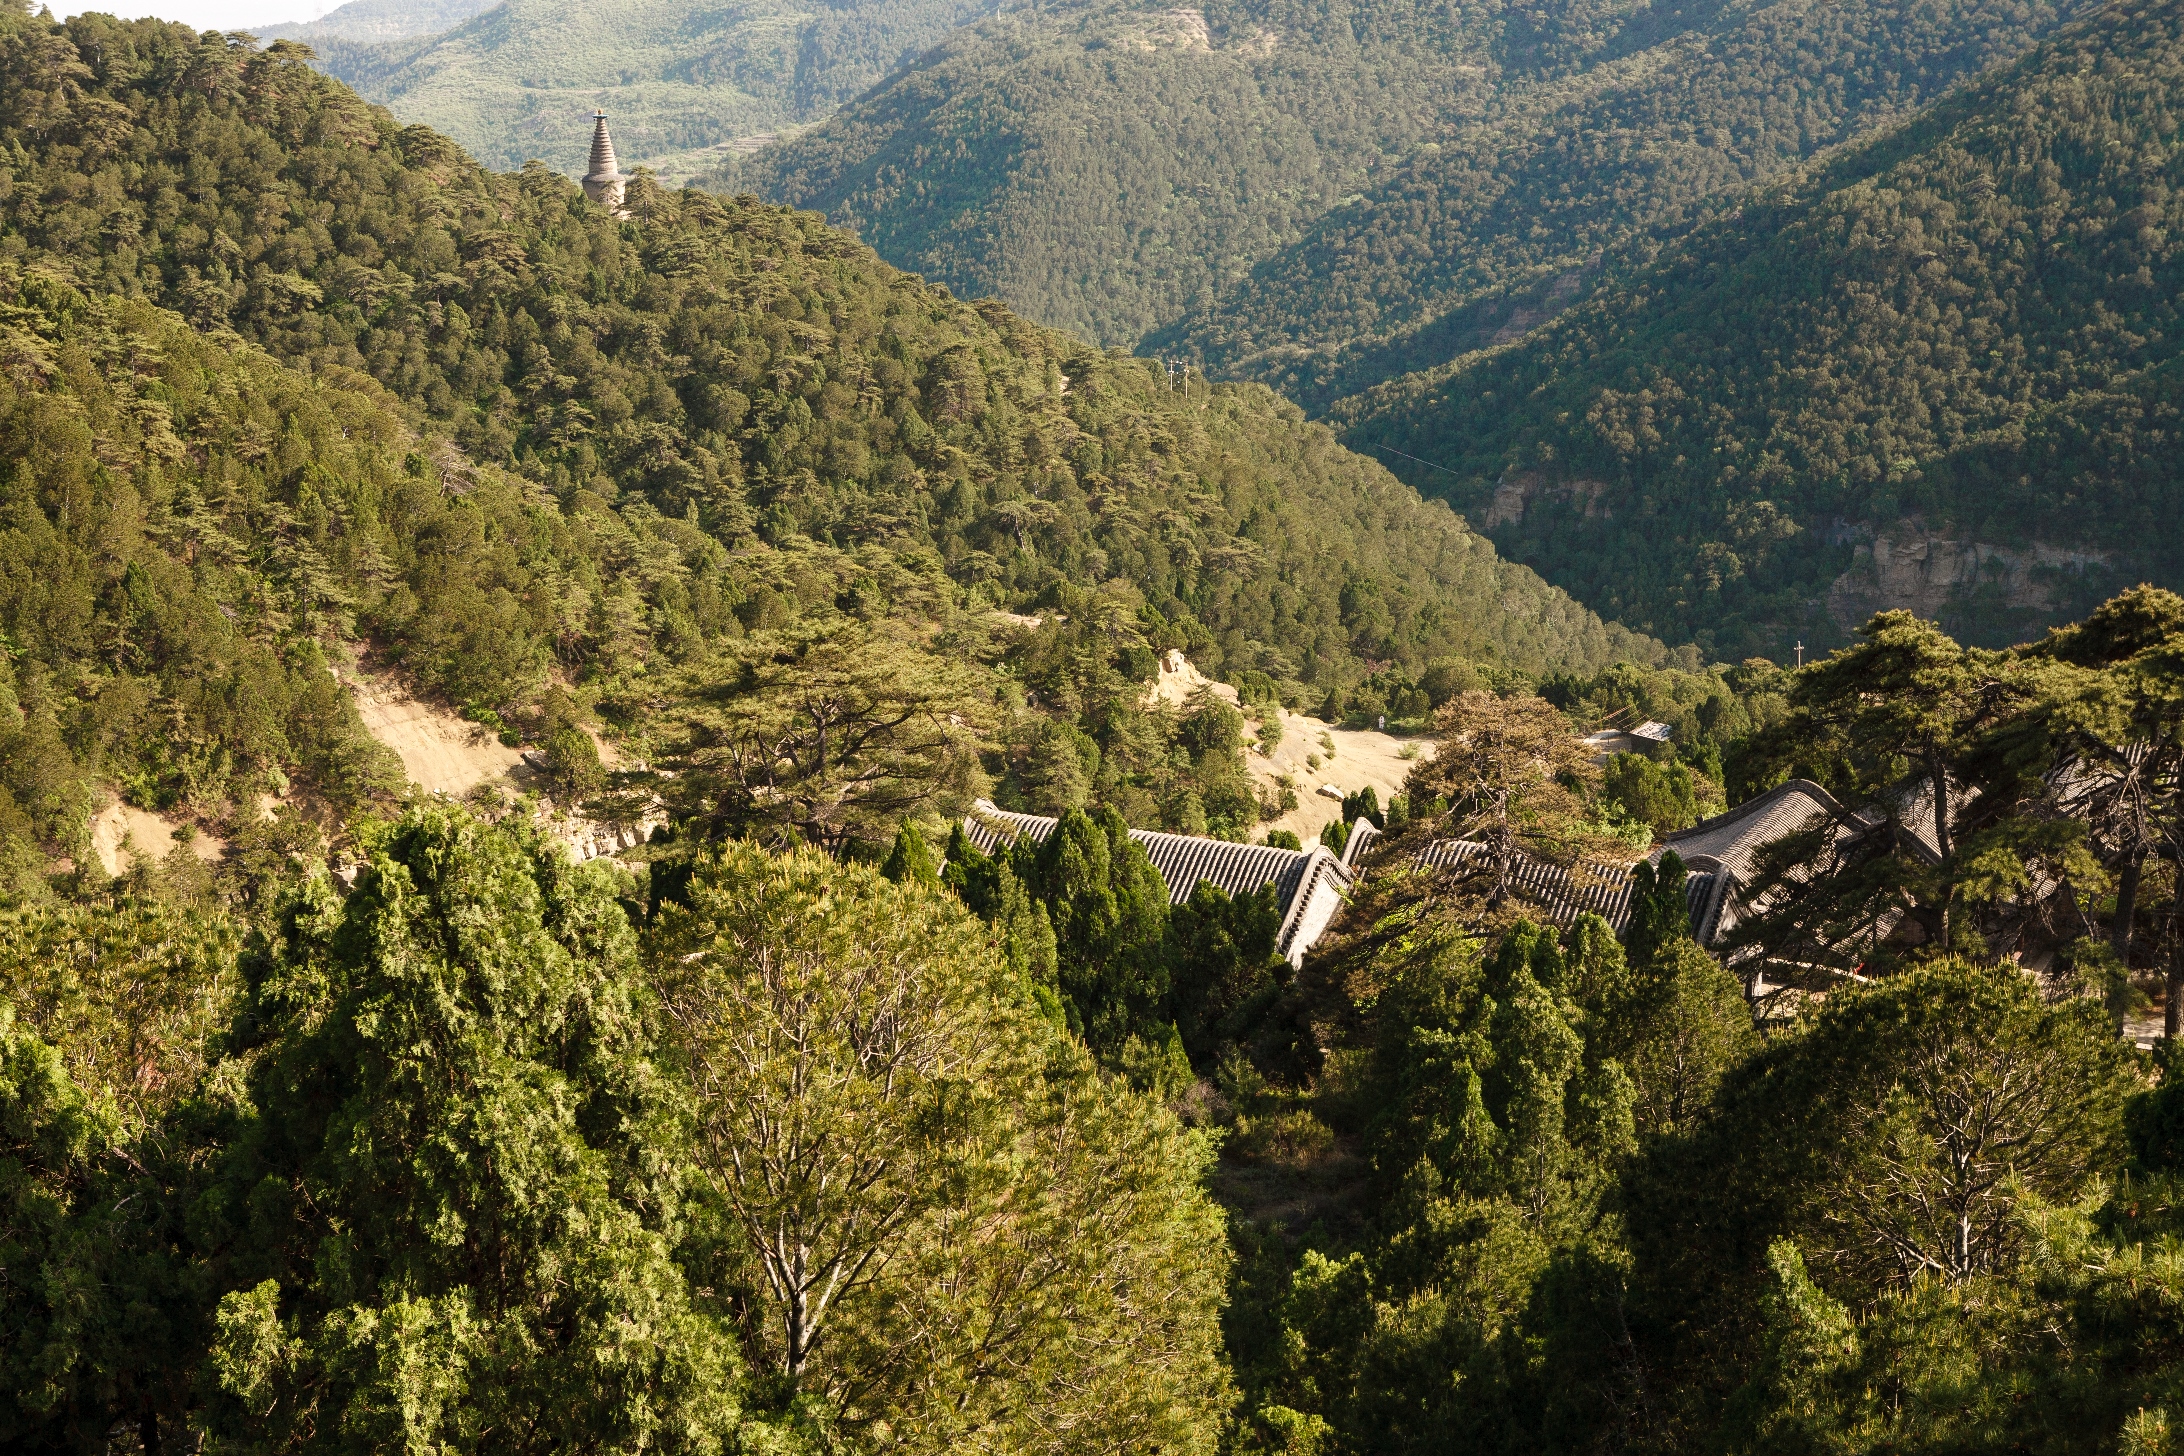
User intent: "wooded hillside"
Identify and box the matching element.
[1162,0,2092,410]
[0,4,1657,880]
[722,0,1489,347]
[1336,0,2184,659]
[731,0,2087,382]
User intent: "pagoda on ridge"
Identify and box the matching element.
[582,111,628,214]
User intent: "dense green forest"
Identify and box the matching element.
[728,0,2084,373]
[0,2,1663,878]
[1203,586,2184,1453]
[721,0,1490,347]
[1338,0,2184,660]
[13,3,2184,1453]
[298,0,1003,180]
[1,809,1238,1450]
[1159,0,2090,411]
[0,10,1677,1443]
[14,558,2184,1448]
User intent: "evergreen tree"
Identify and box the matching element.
[1170,881,1285,1068]
[1027,806,1174,1054]
[649,842,1232,1449]
[1604,753,1702,839]
[0,1001,128,1449]
[990,861,1064,1028]
[1404,689,1623,926]
[1622,938,1755,1134]
[879,820,940,886]
[0,899,244,1448]
[206,807,735,1454]
[1624,849,1689,972]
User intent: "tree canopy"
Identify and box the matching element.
[1338,0,2184,659]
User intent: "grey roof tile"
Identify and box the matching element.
[1413,840,1723,941]
[963,801,1351,918]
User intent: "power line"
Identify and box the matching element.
[1373,444,1465,478]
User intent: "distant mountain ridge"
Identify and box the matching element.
[728,0,2089,368]
[256,0,496,44]
[718,0,1504,348]
[1161,0,2096,410]
[1332,0,2184,659]
[294,0,1005,179]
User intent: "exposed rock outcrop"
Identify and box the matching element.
[1483,471,1612,529]
[1826,527,2113,631]
[350,672,522,798]
[1488,268,1585,345]
[1123,8,1213,51]
[90,801,223,877]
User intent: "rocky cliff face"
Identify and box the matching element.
[1483,470,1612,529]
[1826,527,2115,636]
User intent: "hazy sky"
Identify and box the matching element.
[59,0,339,32]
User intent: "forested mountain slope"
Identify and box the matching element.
[730,0,2084,367]
[0,5,1656,876]
[1164,0,2092,411]
[257,0,496,45]
[1334,0,2184,660]
[296,0,1003,179]
[721,0,1493,347]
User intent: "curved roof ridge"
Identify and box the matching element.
[960,799,1349,910]
[1339,817,1380,869]
[1663,777,1858,846]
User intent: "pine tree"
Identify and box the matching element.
[648,841,1232,1447]
[206,807,736,1454]
[1028,806,1174,1054]
[1170,881,1285,1066]
[880,820,940,886]
[1625,849,1689,973]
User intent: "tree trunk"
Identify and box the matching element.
[1925,745,1953,863]
[2114,853,2144,962]
[1926,747,1953,949]
[785,1282,811,1380]
[2168,899,2184,1043]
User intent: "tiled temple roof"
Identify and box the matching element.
[962,801,1354,962]
[1412,839,1728,942]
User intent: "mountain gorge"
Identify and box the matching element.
[1337,0,2184,658]
[730,0,2092,371]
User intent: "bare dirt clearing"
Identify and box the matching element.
[349,673,522,797]
[91,801,223,876]
[1147,654,1433,845]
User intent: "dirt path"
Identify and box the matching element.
[1147,654,1434,845]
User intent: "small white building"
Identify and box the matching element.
[1581,719,1673,760]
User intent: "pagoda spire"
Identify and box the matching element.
[582,110,627,213]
